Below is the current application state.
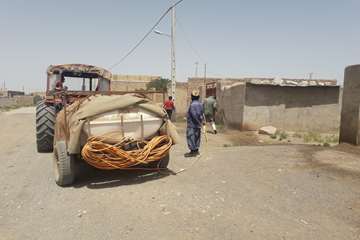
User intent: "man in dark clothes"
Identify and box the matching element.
[185,90,204,157]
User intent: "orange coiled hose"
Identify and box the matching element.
[81,134,172,170]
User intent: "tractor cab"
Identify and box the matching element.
[36,64,112,153]
[48,69,111,92]
[45,64,112,105]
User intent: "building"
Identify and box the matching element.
[0,90,25,98]
[108,74,340,131]
[188,77,337,99]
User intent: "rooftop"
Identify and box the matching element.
[189,77,337,87]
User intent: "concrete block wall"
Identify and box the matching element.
[0,97,17,107]
[142,93,165,105]
[242,84,340,132]
[340,65,360,144]
[219,82,341,133]
[110,74,189,116]
[111,74,161,91]
[216,82,246,129]
[111,81,149,91]
[14,96,35,106]
[0,96,35,108]
[173,82,188,117]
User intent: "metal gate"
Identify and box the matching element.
[205,82,216,98]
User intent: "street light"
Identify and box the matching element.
[154,30,171,38]
[153,7,176,100]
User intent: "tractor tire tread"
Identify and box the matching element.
[36,101,55,153]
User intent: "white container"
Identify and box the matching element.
[84,107,164,140]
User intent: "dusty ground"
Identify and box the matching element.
[1,107,360,239]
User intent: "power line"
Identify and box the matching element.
[175,15,205,62]
[108,0,185,70]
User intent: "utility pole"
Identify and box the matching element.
[170,6,176,99]
[308,72,314,80]
[203,63,207,99]
[194,62,199,77]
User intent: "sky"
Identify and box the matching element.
[0,0,359,92]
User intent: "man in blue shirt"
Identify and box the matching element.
[185,90,204,157]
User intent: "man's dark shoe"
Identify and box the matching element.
[184,150,199,158]
[214,130,217,134]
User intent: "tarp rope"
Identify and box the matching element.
[81,133,172,170]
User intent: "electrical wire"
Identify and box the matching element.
[109,0,185,70]
[176,15,205,62]
[81,134,172,170]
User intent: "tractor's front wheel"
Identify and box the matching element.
[36,101,55,153]
[53,141,75,187]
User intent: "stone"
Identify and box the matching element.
[258,126,277,136]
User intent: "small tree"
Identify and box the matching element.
[146,78,170,91]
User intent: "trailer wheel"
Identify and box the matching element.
[148,154,170,169]
[36,100,55,153]
[53,141,75,187]
[159,154,170,169]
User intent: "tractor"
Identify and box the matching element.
[36,64,112,153]
[36,64,173,187]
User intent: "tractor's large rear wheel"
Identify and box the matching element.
[36,100,55,153]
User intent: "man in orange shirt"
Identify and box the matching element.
[163,96,175,120]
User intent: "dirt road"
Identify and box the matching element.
[1,107,360,239]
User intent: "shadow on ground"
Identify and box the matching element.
[73,163,174,189]
[296,144,360,180]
